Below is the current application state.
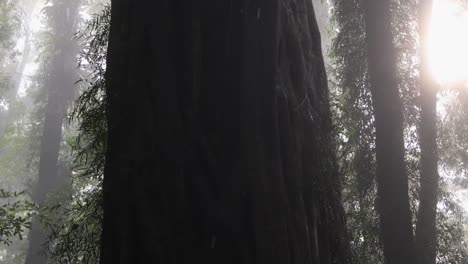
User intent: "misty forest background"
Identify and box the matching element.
[0,0,468,263]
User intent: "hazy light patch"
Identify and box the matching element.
[439,167,468,213]
[30,8,44,33]
[79,9,91,22]
[17,63,38,97]
[437,92,468,213]
[15,36,26,52]
[17,1,45,98]
[0,101,9,111]
[457,189,468,214]
[429,0,468,84]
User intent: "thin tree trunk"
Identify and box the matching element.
[415,1,439,263]
[101,1,351,263]
[362,0,417,263]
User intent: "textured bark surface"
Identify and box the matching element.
[25,1,80,263]
[415,1,439,263]
[101,1,350,263]
[363,0,417,263]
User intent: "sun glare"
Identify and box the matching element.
[428,0,468,84]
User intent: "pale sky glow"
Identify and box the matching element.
[428,0,468,84]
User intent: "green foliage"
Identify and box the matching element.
[439,87,468,184]
[45,182,102,264]
[436,86,468,264]
[0,190,35,246]
[0,0,20,54]
[0,90,41,263]
[328,1,383,262]
[436,186,468,264]
[45,5,110,263]
[72,3,109,180]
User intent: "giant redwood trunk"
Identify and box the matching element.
[363,0,417,264]
[415,1,440,263]
[25,1,80,263]
[101,1,351,263]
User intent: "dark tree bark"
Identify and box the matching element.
[415,1,439,263]
[101,1,350,264]
[25,1,80,263]
[362,0,417,264]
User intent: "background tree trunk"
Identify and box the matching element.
[101,1,351,263]
[25,1,80,263]
[415,1,439,263]
[362,0,417,263]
